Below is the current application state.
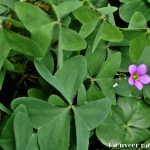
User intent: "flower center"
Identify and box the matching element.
[132,73,139,80]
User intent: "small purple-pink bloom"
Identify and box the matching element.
[128,64,150,90]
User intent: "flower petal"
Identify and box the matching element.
[128,76,134,85]
[134,81,143,90]
[137,64,147,75]
[128,64,137,74]
[138,74,150,84]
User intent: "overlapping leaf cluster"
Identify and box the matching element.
[0,0,150,149]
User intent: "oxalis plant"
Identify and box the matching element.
[0,0,150,150]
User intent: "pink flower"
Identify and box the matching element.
[128,64,150,90]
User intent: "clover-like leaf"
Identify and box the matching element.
[26,134,39,150]
[0,102,11,114]
[55,55,87,103]
[85,41,106,76]
[73,98,111,130]
[35,56,87,103]
[92,21,123,52]
[0,28,44,58]
[0,5,7,14]
[48,94,67,106]
[60,26,87,51]
[129,32,146,62]
[86,84,105,102]
[0,105,28,150]
[11,97,69,128]
[15,2,55,54]
[73,6,99,24]
[77,84,86,105]
[96,52,121,104]
[37,110,70,150]
[119,0,150,22]
[73,98,111,150]
[11,97,70,150]
[54,1,82,19]
[0,0,17,10]
[96,97,150,146]
[0,70,6,90]
[128,12,147,29]
[97,6,118,15]
[14,112,33,150]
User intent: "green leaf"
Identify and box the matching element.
[0,5,7,14]
[0,0,18,10]
[119,47,132,72]
[28,88,48,100]
[34,59,68,101]
[73,98,111,150]
[60,26,87,51]
[86,41,106,76]
[11,97,70,150]
[73,6,99,24]
[90,0,108,7]
[73,98,111,130]
[12,64,26,73]
[15,2,51,29]
[120,0,136,3]
[0,102,11,114]
[143,85,150,105]
[55,55,87,103]
[0,16,23,28]
[0,105,28,150]
[115,78,133,97]
[11,97,70,128]
[147,33,150,46]
[122,29,145,41]
[15,2,55,54]
[97,79,117,104]
[35,56,87,103]
[96,52,121,78]
[61,16,71,27]
[79,19,99,38]
[119,98,150,128]
[138,46,150,69]
[91,23,102,53]
[123,128,150,144]
[119,0,150,22]
[128,12,147,29]
[38,51,54,74]
[115,77,142,99]
[74,115,90,150]
[96,97,150,146]
[48,94,67,106]
[26,134,39,150]
[0,28,44,57]
[96,105,125,146]
[77,84,86,105]
[3,59,14,71]
[54,1,82,18]
[0,32,10,70]
[14,112,33,150]
[37,109,70,150]
[86,84,105,102]
[108,8,116,26]
[129,32,146,62]
[97,6,118,15]
[92,21,123,52]
[0,70,6,90]
[96,52,121,104]
[100,20,123,42]
[42,0,58,5]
